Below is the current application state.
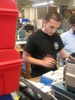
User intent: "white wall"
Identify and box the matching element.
[22,0,75,20]
[61,0,75,6]
[24,7,36,20]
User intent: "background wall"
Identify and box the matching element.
[17,0,75,21]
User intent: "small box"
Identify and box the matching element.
[51,81,75,100]
[0,49,22,96]
[40,76,53,86]
[40,68,63,86]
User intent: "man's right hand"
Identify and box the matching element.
[42,55,56,68]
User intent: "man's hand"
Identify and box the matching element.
[42,55,56,68]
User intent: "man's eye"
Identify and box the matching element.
[50,26,54,29]
[50,26,58,30]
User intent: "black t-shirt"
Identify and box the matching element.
[24,29,64,77]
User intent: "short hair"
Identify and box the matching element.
[69,14,75,24]
[43,11,62,22]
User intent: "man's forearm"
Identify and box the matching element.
[23,55,43,66]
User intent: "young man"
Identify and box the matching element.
[60,14,75,66]
[61,14,75,54]
[23,12,68,77]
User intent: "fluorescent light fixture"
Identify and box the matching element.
[49,0,54,4]
[32,2,48,7]
[32,0,54,7]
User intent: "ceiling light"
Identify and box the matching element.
[32,2,48,7]
[49,0,54,4]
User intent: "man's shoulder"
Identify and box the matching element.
[34,29,42,34]
[61,32,67,37]
[29,29,42,39]
[61,29,71,38]
[61,29,72,37]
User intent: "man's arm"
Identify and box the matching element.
[22,51,56,68]
[59,48,69,59]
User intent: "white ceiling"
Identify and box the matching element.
[16,0,75,8]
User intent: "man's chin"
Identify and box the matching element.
[48,33,53,36]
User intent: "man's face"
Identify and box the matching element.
[42,19,61,36]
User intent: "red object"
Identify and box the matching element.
[0,0,18,49]
[0,49,22,96]
[0,0,22,96]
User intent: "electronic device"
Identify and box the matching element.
[17,91,28,100]
[19,77,56,100]
[64,53,75,93]
[19,80,42,100]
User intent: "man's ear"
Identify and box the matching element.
[42,20,46,27]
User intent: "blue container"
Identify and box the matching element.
[0,94,13,100]
[40,76,53,86]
